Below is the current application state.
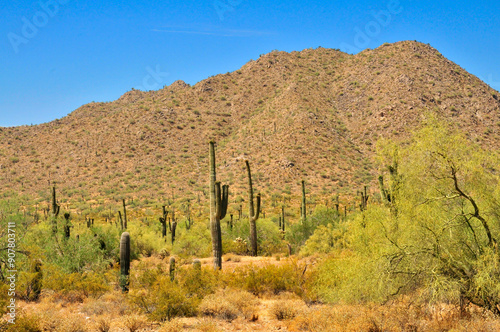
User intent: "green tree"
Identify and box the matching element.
[315,119,500,314]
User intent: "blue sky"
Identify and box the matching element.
[1,0,499,127]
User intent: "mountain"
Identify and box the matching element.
[1,41,499,208]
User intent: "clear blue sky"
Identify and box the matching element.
[1,0,499,127]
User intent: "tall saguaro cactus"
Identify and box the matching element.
[52,186,60,217]
[245,160,261,256]
[120,232,131,292]
[281,205,286,232]
[209,141,229,270]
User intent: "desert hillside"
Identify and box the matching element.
[1,40,499,206]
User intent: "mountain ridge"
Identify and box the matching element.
[1,40,499,208]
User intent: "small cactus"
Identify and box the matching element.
[63,213,71,239]
[30,260,43,301]
[193,259,201,271]
[120,232,131,292]
[169,257,176,281]
[122,199,128,229]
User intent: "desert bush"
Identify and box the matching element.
[92,315,113,332]
[158,318,185,332]
[5,311,41,332]
[121,314,150,332]
[286,205,341,254]
[224,218,285,256]
[226,260,308,297]
[178,263,220,299]
[171,222,212,258]
[198,292,239,321]
[128,222,164,258]
[299,223,347,256]
[24,220,117,273]
[54,313,90,332]
[195,318,219,332]
[41,264,111,301]
[270,300,301,320]
[128,275,198,321]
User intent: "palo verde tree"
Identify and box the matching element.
[245,160,261,256]
[324,119,500,314]
[209,141,229,270]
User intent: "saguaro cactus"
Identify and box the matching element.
[63,213,71,239]
[281,205,286,232]
[209,141,229,270]
[193,259,201,271]
[51,186,60,234]
[301,180,307,224]
[122,199,128,229]
[169,257,176,281]
[120,232,131,292]
[245,160,261,256]
[159,206,168,238]
[52,186,60,217]
[359,186,369,211]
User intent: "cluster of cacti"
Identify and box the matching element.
[120,232,130,292]
[209,141,229,270]
[245,160,261,257]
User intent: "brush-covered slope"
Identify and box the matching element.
[1,41,499,205]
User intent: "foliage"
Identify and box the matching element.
[224,217,285,256]
[313,119,500,315]
[286,206,342,253]
[226,260,308,296]
[199,288,259,321]
[128,275,198,321]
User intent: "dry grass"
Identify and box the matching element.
[7,295,500,332]
[287,301,500,332]
[199,288,260,322]
[269,293,307,321]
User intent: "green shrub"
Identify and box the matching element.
[227,260,307,296]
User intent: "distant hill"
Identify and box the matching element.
[1,41,499,209]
